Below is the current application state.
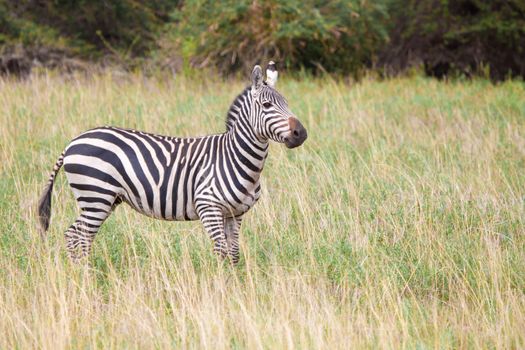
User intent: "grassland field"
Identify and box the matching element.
[0,72,524,349]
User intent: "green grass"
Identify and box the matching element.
[1,72,524,349]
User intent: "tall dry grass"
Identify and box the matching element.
[0,72,524,349]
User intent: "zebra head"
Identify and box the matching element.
[249,64,307,149]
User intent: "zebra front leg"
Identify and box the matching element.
[197,206,227,259]
[224,216,243,264]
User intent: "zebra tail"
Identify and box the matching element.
[38,151,65,237]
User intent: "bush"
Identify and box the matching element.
[1,0,524,80]
[0,0,180,60]
[162,0,390,75]
[380,0,525,80]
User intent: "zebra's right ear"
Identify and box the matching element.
[251,65,263,96]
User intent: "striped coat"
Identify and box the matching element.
[38,64,307,263]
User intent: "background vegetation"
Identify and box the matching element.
[1,0,524,79]
[1,72,524,348]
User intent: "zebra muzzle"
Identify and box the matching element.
[284,117,307,149]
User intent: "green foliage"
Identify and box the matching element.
[382,0,525,80]
[1,0,524,79]
[0,0,181,59]
[0,1,63,48]
[162,0,390,75]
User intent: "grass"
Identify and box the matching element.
[0,72,524,349]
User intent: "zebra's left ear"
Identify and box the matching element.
[251,65,263,96]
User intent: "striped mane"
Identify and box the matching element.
[225,86,250,132]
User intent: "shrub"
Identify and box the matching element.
[162,0,390,75]
[380,0,525,80]
[0,0,181,60]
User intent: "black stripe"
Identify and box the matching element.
[64,163,125,192]
[82,207,108,213]
[217,137,242,205]
[190,139,213,196]
[159,142,179,218]
[182,139,203,219]
[77,220,102,229]
[81,213,105,221]
[171,141,190,218]
[77,196,112,206]
[70,183,116,197]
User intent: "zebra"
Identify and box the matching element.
[37,63,307,263]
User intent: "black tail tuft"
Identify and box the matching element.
[38,182,54,236]
[38,151,65,238]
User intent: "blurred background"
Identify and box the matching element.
[1,0,524,80]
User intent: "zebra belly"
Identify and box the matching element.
[124,176,199,221]
[125,196,199,221]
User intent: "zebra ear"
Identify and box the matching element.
[251,65,263,95]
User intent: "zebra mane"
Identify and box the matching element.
[225,86,251,132]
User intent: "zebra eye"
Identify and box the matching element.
[262,101,272,108]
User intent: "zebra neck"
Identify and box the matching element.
[226,118,269,178]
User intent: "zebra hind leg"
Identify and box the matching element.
[64,209,113,262]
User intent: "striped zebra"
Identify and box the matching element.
[38,64,307,263]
